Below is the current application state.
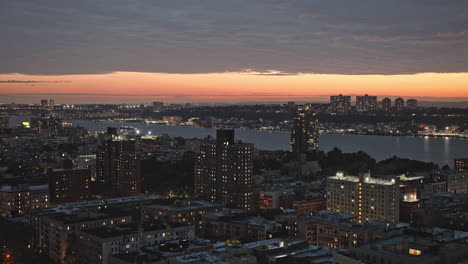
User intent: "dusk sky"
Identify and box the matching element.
[1,0,468,104]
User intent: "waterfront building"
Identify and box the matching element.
[330,94,351,113]
[356,94,378,112]
[381,97,391,112]
[394,97,405,111]
[406,98,418,109]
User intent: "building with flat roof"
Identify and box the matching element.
[291,106,319,155]
[333,227,468,264]
[142,199,223,230]
[194,129,254,210]
[0,183,49,217]
[76,221,195,264]
[356,94,377,112]
[326,172,400,223]
[330,95,351,113]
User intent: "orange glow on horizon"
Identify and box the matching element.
[1,71,467,103]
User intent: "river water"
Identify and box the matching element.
[9,117,468,166]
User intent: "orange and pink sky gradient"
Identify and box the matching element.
[1,71,468,104]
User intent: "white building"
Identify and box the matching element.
[326,172,400,223]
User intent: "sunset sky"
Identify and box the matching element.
[1,0,468,104]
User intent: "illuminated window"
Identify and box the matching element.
[409,249,422,255]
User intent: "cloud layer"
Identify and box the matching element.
[1,0,468,75]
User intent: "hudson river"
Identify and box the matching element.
[10,117,468,166]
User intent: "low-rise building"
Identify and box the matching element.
[276,211,408,249]
[333,228,468,264]
[201,210,281,242]
[76,222,195,264]
[29,195,161,263]
[447,173,468,194]
[0,184,49,217]
[142,199,223,230]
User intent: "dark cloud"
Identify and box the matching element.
[1,0,468,75]
[0,80,71,83]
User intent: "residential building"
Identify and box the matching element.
[0,113,8,128]
[333,228,468,264]
[326,172,400,222]
[48,165,91,204]
[276,211,408,249]
[201,210,281,242]
[96,128,141,196]
[194,129,254,210]
[30,196,160,263]
[447,173,468,194]
[381,98,391,112]
[330,94,351,113]
[76,222,195,264]
[290,106,319,154]
[394,98,405,111]
[356,94,377,112]
[141,199,223,230]
[30,114,62,136]
[152,101,164,112]
[406,98,418,109]
[0,184,49,217]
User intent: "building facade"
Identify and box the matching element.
[194,129,254,210]
[48,167,91,204]
[381,98,391,112]
[406,98,418,109]
[356,94,377,112]
[326,172,400,223]
[0,184,49,217]
[394,98,405,111]
[96,129,141,196]
[290,106,319,154]
[330,94,351,113]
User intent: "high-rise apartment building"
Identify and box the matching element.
[394,98,405,111]
[0,113,8,128]
[48,161,91,204]
[40,99,48,107]
[356,94,377,112]
[152,101,164,112]
[330,94,351,113]
[291,106,319,154]
[326,172,400,223]
[381,98,391,112]
[406,98,418,109]
[194,129,254,210]
[30,114,62,136]
[96,128,141,196]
